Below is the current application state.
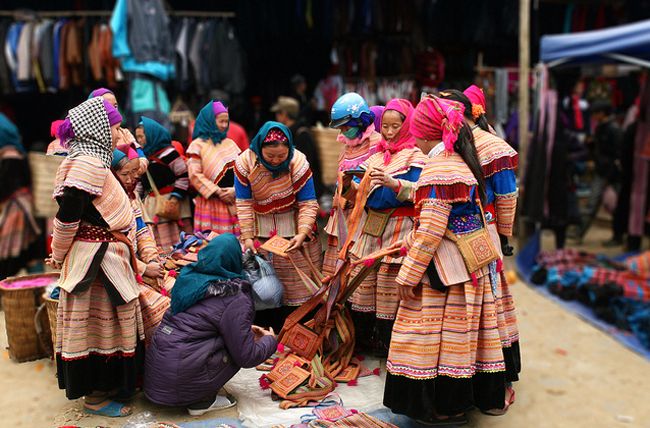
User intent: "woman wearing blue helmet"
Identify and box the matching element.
[322,92,381,350]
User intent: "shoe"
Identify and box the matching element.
[83,400,132,417]
[187,394,237,416]
[481,386,515,416]
[414,414,468,426]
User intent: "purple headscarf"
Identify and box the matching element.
[103,99,122,126]
[213,101,228,117]
[370,105,385,133]
[88,87,114,99]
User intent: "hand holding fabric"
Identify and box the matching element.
[286,233,307,253]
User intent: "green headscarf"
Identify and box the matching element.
[0,113,25,153]
[192,100,229,144]
[170,233,244,315]
[140,116,172,156]
[250,121,294,178]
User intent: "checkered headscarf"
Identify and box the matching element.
[66,97,113,168]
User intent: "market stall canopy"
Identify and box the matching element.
[540,19,650,67]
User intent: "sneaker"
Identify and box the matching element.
[187,394,237,416]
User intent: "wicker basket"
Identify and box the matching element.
[0,273,59,362]
[42,293,58,353]
[312,126,342,186]
[28,152,63,218]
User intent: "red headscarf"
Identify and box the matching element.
[378,98,416,165]
[464,85,486,119]
[410,95,465,152]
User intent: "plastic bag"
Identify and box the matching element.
[243,251,283,310]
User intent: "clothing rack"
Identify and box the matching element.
[0,9,236,18]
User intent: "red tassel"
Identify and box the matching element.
[259,374,271,390]
[471,272,478,287]
[363,258,375,267]
[329,208,335,216]
[272,357,280,365]
[399,246,408,257]
[351,409,359,414]
[496,258,504,273]
[269,229,278,237]
[277,343,285,353]
[177,219,185,227]
[347,379,358,386]
[293,361,302,367]
[372,367,380,376]
[254,240,262,249]
[153,215,160,225]
[167,270,177,278]
[160,288,169,297]
[135,274,144,284]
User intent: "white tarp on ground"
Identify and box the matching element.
[225,357,386,428]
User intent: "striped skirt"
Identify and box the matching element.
[193,196,239,235]
[139,284,170,346]
[56,280,145,399]
[258,235,323,306]
[384,274,507,416]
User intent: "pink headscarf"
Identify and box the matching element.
[464,85,487,119]
[212,101,228,117]
[378,98,416,165]
[50,119,65,138]
[116,144,140,160]
[410,95,465,152]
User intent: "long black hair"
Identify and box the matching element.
[454,122,487,205]
[439,89,491,133]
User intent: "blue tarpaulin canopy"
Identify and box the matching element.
[540,19,650,67]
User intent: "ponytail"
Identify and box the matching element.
[453,122,487,205]
[439,89,491,132]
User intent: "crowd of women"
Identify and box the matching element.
[0,82,521,425]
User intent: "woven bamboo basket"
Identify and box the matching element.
[0,273,59,362]
[311,126,342,186]
[42,293,58,353]
[27,152,63,218]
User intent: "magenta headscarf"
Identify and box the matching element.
[377,99,416,165]
[410,95,465,152]
[463,85,487,119]
[212,101,228,116]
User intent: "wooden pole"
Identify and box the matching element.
[517,0,531,247]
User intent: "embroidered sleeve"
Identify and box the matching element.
[491,169,518,236]
[135,216,159,264]
[296,177,319,235]
[235,174,255,240]
[187,141,219,199]
[396,198,452,287]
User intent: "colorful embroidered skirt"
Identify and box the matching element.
[384,274,507,416]
[139,284,170,346]
[0,190,40,278]
[258,235,323,306]
[193,196,239,235]
[56,280,145,399]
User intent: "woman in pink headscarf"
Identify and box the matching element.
[384,95,510,424]
[339,98,428,356]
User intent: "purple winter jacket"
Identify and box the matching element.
[144,279,277,406]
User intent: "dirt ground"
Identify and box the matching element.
[1,222,649,427]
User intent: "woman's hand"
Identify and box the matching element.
[244,238,257,254]
[398,284,415,301]
[45,256,62,270]
[144,261,164,278]
[252,325,276,340]
[220,187,236,205]
[286,233,307,253]
[370,168,398,191]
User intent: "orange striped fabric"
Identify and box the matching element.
[235,149,317,240]
[187,137,241,199]
[53,155,107,198]
[495,192,517,237]
[138,284,170,346]
[387,273,505,379]
[56,280,145,360]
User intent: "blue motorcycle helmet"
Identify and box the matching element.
[329,92,374,130]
